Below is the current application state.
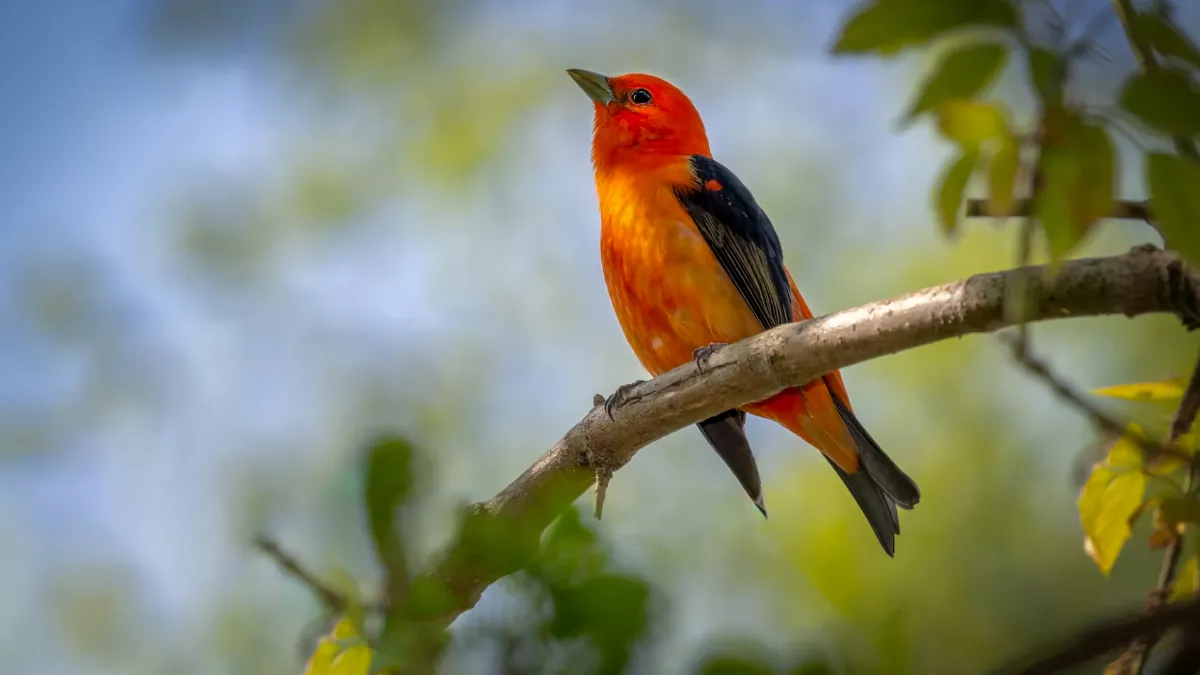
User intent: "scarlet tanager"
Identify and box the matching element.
[568,69,920,556]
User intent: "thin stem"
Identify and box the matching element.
[255,535,350,613]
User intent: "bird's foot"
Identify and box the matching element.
[603,380,646,419]
[692,342,729,372]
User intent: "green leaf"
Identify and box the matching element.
[362,436,416,575]
[1147,153,1200,265]
[904,43,1009,120]
[1091,377,1186,402]
[832,0,1020,56]
[1138,13,1200,70]
[1119,69,1200,138]
[986,132,1021,216]
[936,100,1008,149]
[440,507,535,586]
[1034,113,1115,259]
[538,506,605,583]
[1171,554,1200,602]
[1078,434,1147,575]
[548,573,650,674]
[935,150,979,235]
[402,575,456,621]
[1027,46,1064,104]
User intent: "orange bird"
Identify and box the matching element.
[568,69,920,555]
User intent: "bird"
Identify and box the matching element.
[567,68,920,556]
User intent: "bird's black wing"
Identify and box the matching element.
[674,155,792,518]
[675,155,918,552]
[672,154,793,331]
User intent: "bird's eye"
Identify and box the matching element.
[629,88,652,105]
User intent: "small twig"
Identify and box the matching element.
[594,468,611,520]
[965,198,1152,221]
[254,534,350,613]
[1169,359,1200,443]
[992,594,1200,675]
[1001,333,1187,465]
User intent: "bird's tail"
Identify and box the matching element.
[827,394,920,556]
[743,382,920,555]
[825,456,901,556]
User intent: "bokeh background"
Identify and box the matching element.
[3,0,1200,673]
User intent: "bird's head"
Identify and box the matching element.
[567,69,711,172]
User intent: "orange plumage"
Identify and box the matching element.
[569,69,919,555]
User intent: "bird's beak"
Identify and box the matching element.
[567,69,615,105]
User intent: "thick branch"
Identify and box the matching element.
[423,245,1200,627]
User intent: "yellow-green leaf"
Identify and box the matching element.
[1079,434,1147,575]
[1035,113,1115,259]
[1138,13,1200,71]
[904,43,1009,121]
[832,0,1020,56]
[936,100,1008,149]
[1147,153,1200,265]
[305,616,373,675]
[935,150,979,235]
[1119,69,1200,137]
[1091,377,1186,402]
[986,132,1021,216]
[1172,554,1200,602]
[1109,425,1147,470]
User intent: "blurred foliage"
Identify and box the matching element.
[302,436,673,675]
[836,0,1199,261]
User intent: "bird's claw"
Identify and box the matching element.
[692,342,729,372]
[603,380,645,419]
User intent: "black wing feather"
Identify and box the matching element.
[672,155,792,331]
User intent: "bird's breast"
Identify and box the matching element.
[596,176,762,376]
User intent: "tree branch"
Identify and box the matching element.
[965,198,1152,221]
[417,245,1200,628]
[991,594,1200,675]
